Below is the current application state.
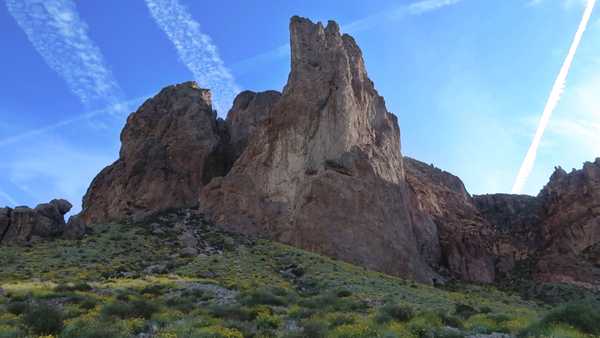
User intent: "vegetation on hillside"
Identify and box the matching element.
[0,214,598,338]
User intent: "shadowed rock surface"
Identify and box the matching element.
[474,194,543,274]
[0,199,72,245]
[404,157,496,282]
[201,17,439,282]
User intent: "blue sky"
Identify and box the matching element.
[1,0,599,212]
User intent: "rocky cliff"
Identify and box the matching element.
[72,15,599,287]
[200,17,439,282]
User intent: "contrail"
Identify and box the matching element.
[0,190,18,206]
[0,96,148,148]
[145,0,240,116]
[512,0,596,194]
[5,0,124,110]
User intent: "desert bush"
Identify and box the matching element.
[22,303,63,335]
[407,312,443,338]
[209,304,258,321]
[454,303,477,319]
[6,301,28,315]
[375,303,414,323]
[54,282,92,292]
[256,310,282,330]
[298,318,329,338]
[239,286,293,306]
[519,301,600,337]
[100,299,158,319]
[61,318,129,338]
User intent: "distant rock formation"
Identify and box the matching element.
[0,199,72,245]
[200,17,439,282]
[474,193,543,274]
[475,159,600,288]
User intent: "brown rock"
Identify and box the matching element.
[474,193,543,273]
[0,207,11,242]
[201,17,438,282]
[77,82,228,224]
[2,206,37,244]
[0,199,73,245]
[404,157,496,283]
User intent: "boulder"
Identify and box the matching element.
[200,17,439,282]
[0,199,73,245]
[77,82,228,224]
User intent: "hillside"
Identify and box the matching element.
[1,210,599,338]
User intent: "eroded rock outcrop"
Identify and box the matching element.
[200,17,439,282]
[77,82,227,224]
[0,199,72,245]
[534,160,600,287]
[404,158,496,282]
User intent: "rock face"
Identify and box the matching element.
[200,17,439,282]
[226,90,282,160]
[77,82,227,224]
[534,160,600,286]
[474,194,543,274]
[404,158,496,282]
[0,199,72,245]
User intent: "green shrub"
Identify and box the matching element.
[6,301,29,315]
[256,311,282,330]
[100,299,158,319]
[300,318,329,338]
[54,282,92,292]
[407,312,443,338]
[375,303,414,323]
[209,304,258,321]
[240,287,293,306]
[519,301,600,337]
[61,318,129,338]
[22,303,63,335]
[140,284,165,295]
[454,303,477,319]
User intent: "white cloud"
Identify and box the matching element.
[145,0,239,116]
[1,137,114,212]
[5,0,124,111]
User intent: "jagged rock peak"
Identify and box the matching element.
[201,16,436,282]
